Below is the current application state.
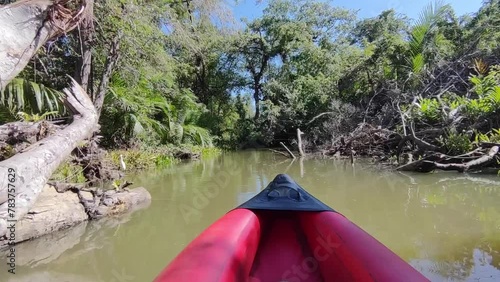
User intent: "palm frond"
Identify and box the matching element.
[0,79,66,122]
[412,54,425,73]
[414,0,446,28]
[408,0,448,74]
[182,124,213,147]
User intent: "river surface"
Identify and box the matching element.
[2,150,500,281]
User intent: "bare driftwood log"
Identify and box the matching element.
[0,0,90,89]
[396,154,447,172]
[431,146,499,172]
[397,146,500,173]
[0,80,99,237]
[396,134,442,164]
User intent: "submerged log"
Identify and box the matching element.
[269,148,289,158]
[0,80,99,237]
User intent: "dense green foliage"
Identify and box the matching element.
[2,0,500,153]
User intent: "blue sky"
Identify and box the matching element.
[229,0,484,22]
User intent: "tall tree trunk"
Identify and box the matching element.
[0,0,90,90]
[0,79,99,237]
[253,82,260,120]
[74,0,94,94]
[94,33,121,117]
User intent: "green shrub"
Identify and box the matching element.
[155,155,176,168]
[107,145,221,171]
[474,128,500,143]
[51,161,87,183]
[439,130,472,156]
[463,66,500,118]
[108,149,178,171]
[417,98,441,123]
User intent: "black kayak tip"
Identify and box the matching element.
[237,174,334,212]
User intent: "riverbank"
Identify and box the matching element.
[0,119,221,249]
[49,144,222,184]
[316,122,500,174]
[265,120,500,176]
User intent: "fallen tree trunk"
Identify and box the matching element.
[0,79,99,237]
[0,0,90,89]
[0,121,61,160]
[432,146,499,172]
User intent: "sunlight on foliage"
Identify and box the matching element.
[108,149,178,171]
[0,79,65,123]
[416,98,441,123]
[17,111,59,122]
[474,128,500,143]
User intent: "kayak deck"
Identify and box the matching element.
[250,211,324,281]
[249,210,384,281]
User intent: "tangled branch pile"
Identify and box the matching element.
[324,122,500,174]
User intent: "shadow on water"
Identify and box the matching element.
[1,150,499,281]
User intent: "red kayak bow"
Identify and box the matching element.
[155,174,428,282]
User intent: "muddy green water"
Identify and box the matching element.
[2,150,500,281]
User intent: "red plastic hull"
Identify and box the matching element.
[155,209,429,282]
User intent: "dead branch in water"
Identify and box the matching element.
[269,148,290,158]
[297,128,305,157]
[279,142,296,159]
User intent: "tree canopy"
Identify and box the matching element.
[2,0,500,151]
